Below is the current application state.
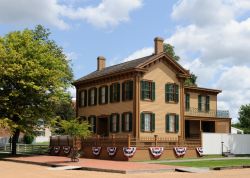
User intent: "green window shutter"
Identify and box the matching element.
[98,87,102,104]
[140,81,145,100]
[129,112,133,132]
[175,85,179,103]
[152,82,156,101]
[166,84,170,102]
[185,93,190,110]
[93,116,96,133]
[151,113,155,131]
[110,85,113,103]
[122,82,125,101]
[117,83,120,102]
[94,88,97,105]
[198,95,202,111]
[88,89,91,106]
[109,115,113,132]
[116,114,120,133]
[175,115,179,133]
[121,113,125,132]
[105,86,108,104]
[84,90,87,107]
[140,113,145,132]
[129,80,133,100]
[166,114,170,132]
[206,95,210,112]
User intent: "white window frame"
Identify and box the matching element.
[90,89,95,105]
[144,113,151,132]
[101,87,106,104]
[169,115,175,132]
[124,113,130,132]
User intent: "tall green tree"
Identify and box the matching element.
[163,43,197,86]
[238,104,250,133]
[0,25,73,155]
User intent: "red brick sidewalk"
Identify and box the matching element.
[3,156,179,173]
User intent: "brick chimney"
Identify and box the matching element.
[97,56,106,71]
[154,37,164,54]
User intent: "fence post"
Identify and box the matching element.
[127,134,131,147]
[154,135,158,147]
[221,141,224,156]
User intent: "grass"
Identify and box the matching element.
[161,159,250,168]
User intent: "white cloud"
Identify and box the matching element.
[123,47,153,62]
[0,0,143,29]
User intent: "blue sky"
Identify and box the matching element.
[1,0,250,121]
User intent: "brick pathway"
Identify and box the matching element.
[2,156,179,173]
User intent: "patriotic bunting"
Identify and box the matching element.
[53,146,61,154]
[92,147,102,156]
[107,147,117,156]
[149,147,164,158]
[62,146,71,154]
[174,147,187,157]
[123,147,136,158]
[196,147,203,156]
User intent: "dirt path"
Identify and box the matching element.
[1,160,250,178]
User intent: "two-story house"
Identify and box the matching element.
[73,37,231,160]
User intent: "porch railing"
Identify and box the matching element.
[81,134,201,149]
[185,107,230,118]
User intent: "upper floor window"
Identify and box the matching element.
[166,114,179,133]
[165,83,179,103]
[122,112,132,132]
[140,112,155,132]
[141,80,155,101]
[88,88,97,106]
[185,93,190,111]
[198,95,210,112]
[99,86,108,104]
[110,113,120,133]
[88,116,96,133]
[122,80,133,101]
[110,83,120,103]
[79,90,87,107]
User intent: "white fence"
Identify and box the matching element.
[202,133,250,155]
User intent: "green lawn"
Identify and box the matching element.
[161,159,250,168]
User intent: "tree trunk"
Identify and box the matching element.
[11,129,20,155]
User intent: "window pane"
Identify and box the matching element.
[201,96,206,111]
[144,114,151,131]
[81,91,85,106]
[169,115,175,132]
[91,89,95,105]
[101,87,105,103]
[125,113,130,131]
[112,115,117,132]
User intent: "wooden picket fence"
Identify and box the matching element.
[0,144,49,154]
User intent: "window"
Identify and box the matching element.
[110,113,120,133]
[165,83,179,103]
[88,88,97,106]
[122,112,132,132]
[166,114,179,133]
[88,116,96,133]
[141,81,155,101]
[79,90,87,107]
[99,86,108,104]
[140,112,155,132]
[185,93,190,111]
[198,95,210,112]
[122,81,133,101]
[110,83,120,102]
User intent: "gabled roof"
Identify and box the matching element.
[73,52,190,85]
[184,86,222,94]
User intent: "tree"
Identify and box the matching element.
[164,43,197,86]
[0,25,73,155]
[238,104,250,133]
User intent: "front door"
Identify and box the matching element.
[97,117,109,137]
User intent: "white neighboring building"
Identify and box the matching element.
[34,128,51,143]
[231,127,244,134]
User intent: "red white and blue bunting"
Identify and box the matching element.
[196,147,203,156]
[62,146,71,154]
[149,147,164,158]
[174,147,187,157]
[107,147,117,156]
[123,147,136,158]
[92,147,102,156]
[53,146,61,154]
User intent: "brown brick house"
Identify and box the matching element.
[72,37,231,160]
